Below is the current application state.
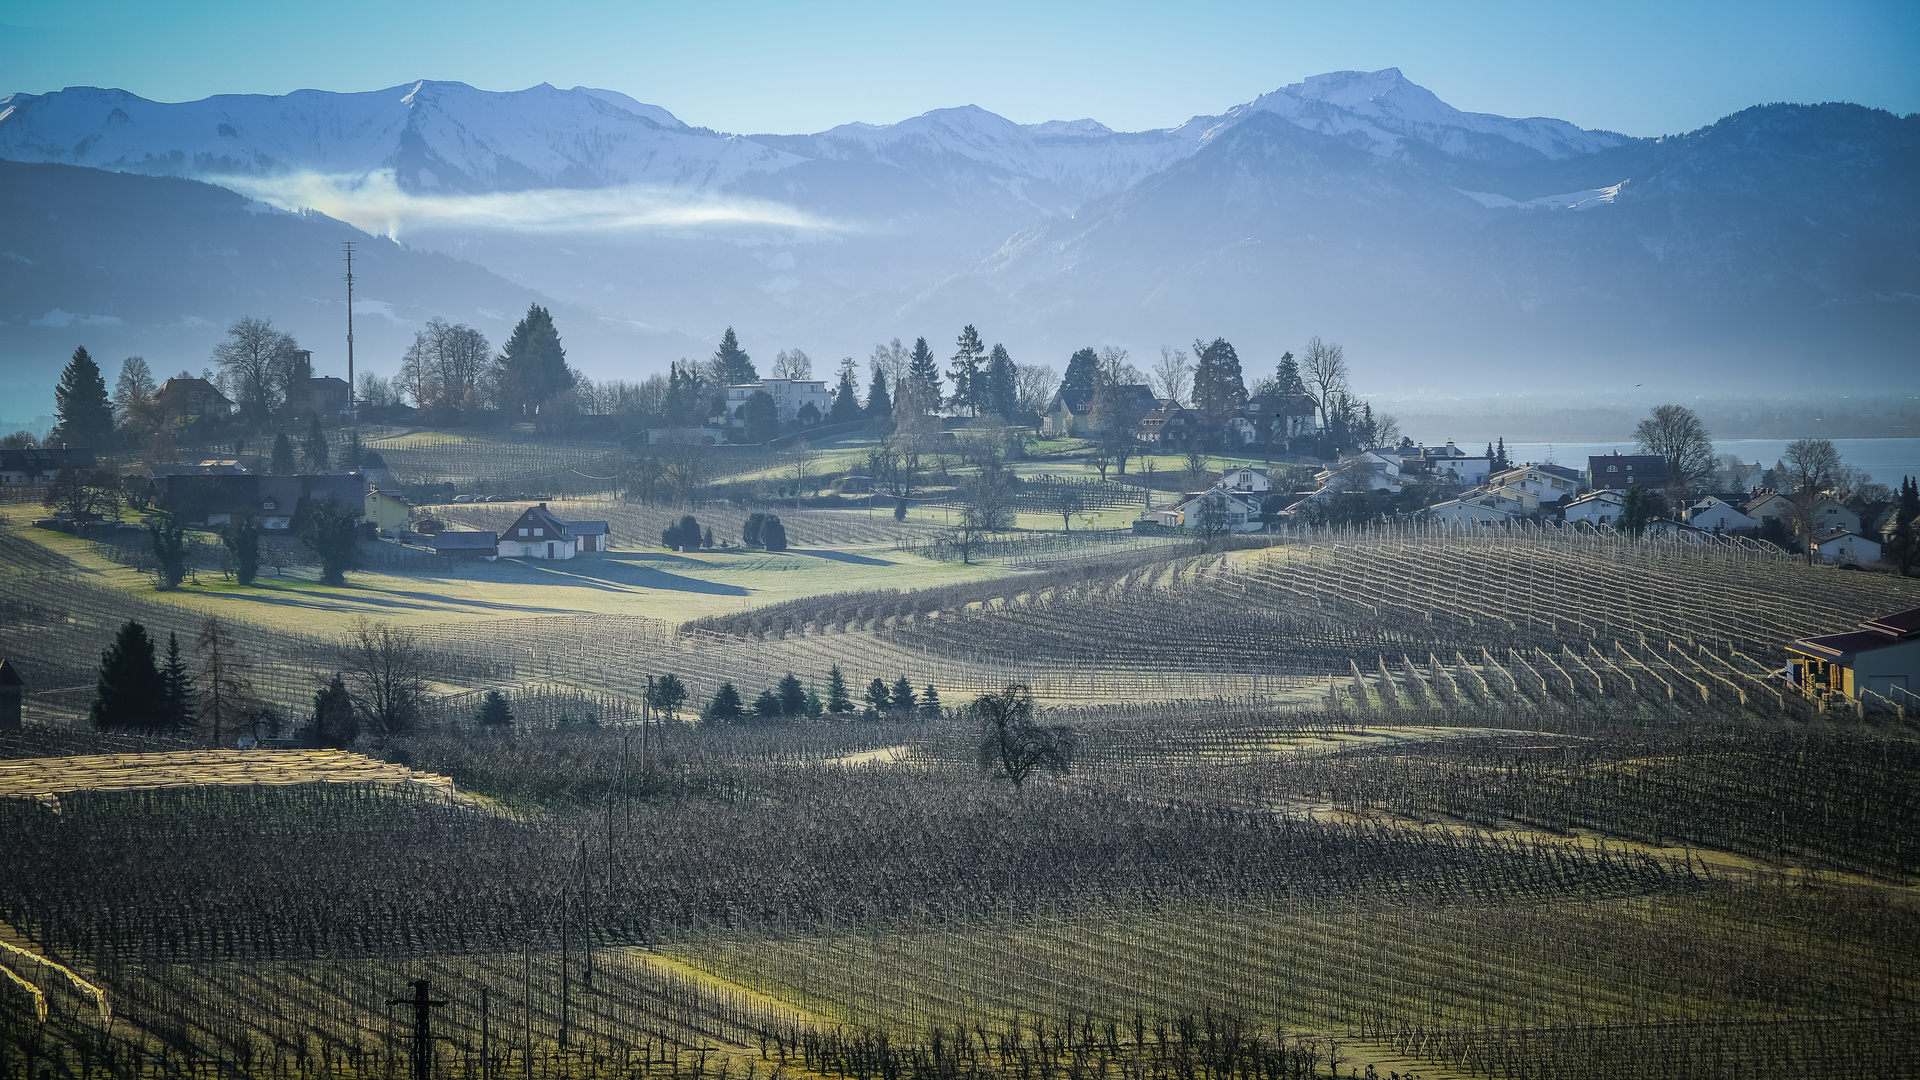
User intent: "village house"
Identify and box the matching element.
[1135,405,1205,446]
[1242,394,1318,443]
[1484,464,1581,510]
[0,447,96,486]
[1744,491,1795,528]
[1684,496,1759,533]
[1804,496,1862,537]
[1811,530,1882,566]
[1045,385,1161,438]
[1398,443,1493,487]
[154,473,365,529]
[1586,453,1668,491]
[499,504,577,560]
[364,488,414,536]
[151,377,233,420]
[1153,489,1263,532]
[1425,492,1527,528]
[1786,605,1920,705]
[1216,466,1271,495]
[1563,489,1626,527]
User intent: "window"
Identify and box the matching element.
[533,528,543,536]
[262,499,276,510]
[1608,465,1619,473]
[519,528,528,537]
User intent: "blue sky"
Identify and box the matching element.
[2,0,1916,136]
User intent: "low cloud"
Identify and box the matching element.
[208,170,841,238]
[30,309,121,327]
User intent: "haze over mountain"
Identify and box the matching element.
[1,69,1913,403]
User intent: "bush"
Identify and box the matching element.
[661,515,701,551]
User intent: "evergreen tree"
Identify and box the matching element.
[661,515,701,551]
[743,512,768,548]
[475,688,514,727]
[865,367,893,419]
[1062,347,1100,391]
[90,620,165,730]
[982,344,1019,419]
[663,361,707,426]
[299,497,360,586]
[1885,476,1920,576]
[804,688,825,719]
[1190,338,1247,416]
[863,677,892,718]
[496,304,575,420]
[830,360,864,422]
[161,631,194,731]
[344,431,364,469]
[753,687,784,720]
[271,431,296,474]
[826,665,854,714]
[762,517,787,551]
[314,673,359,746]
[53,346,114,448]
[302,415,329,470]
[890,676,917,713]
[149,511,189,588]
[701,525,714,549]
[778,672,807,716]
[948,325,986,415]
[224,516,260,586]
[1273,351,1306,398]
[648,673,689,719]
[711,327,758,385]
[906,337,942,412]
[1495,437,1510,471]
[920,684,941,718]
[702,681,745,723]
[740,390,779,443]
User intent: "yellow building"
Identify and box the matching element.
[364,487,413,536]
[1786,606,1920,704]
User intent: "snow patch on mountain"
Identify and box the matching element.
[1457,180,1628,210]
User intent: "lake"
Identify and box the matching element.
[1500,438,1920,488]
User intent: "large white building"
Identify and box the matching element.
[719,379,832,429]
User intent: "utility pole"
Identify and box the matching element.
[343,241,357,417]
[385,979,447,1080]
[480,985,491,1080]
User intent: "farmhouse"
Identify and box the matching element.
[1241,394,1318,442]
[151,377,233,420]
[0,447,96,486]
[500,504,576,559]
[1786,606,1920,704]
[1135,406,1204,446]
[1587,453,1668,491]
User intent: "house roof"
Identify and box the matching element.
[1567,489,1624,506]
[0,447,97,473]
[508,503,573,537]
[367,487,413,507]
[429,531,498,550]
[1587,454,1669,486]
[568,520,609,535]
[1788,630,1904,662]
[154,377,233,405]
[0,658,21,687]
[1863,607,1920,639]
[1812,529,1877,547]
[1050,387,1093,415]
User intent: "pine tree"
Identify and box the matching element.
[314,674,359,746]
[53,346,114,448]
[920,684,941,718]
[1886,475,1920,575]
[90,620,165,730]
[496,304,575,419]
[948,325,985,415]
[778,672,806,716]
[475,688,514,727]
[863,677,892,718]
[302,415,329,470]
[647,673,689,718]
[982,344,1018,419]
[1496,437,1509,471]
[1062,348,1100,391]
[890,676,917,713]
[830,360,864,422]
[711,327,758,385]
[702,681,745,723]
[906,337,942,412]
[161,631,194,731]
[826,665,853,714]
[753,687,783,720]
[664,361,707,426]
[271,431,296,473]
[865,368,893,419]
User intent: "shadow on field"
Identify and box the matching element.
[497,554,750,596]
[788,548,894,566]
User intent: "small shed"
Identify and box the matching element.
[1786,606,1920,704]
[427,531,499,560]
[568,520,611,552]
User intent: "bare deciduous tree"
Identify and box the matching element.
[195,616,255,747]
[773,349,813,380]
[342,619,426,736]
[1014,364,1058,419]
[1633,404,1716,498]
[1300,336,1348,432]
[973,683,1077,787]
[1782,438,1843,496]
[212,316,301,419]
[1151,346,1191,406]
[1097,346,1141,387]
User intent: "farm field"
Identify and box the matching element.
[4,458,1919,1079]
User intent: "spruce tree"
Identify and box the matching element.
[702,682,745,723]
[90,620,165,730]
[1886,476,1919,575]
[778,672,806,716]
[496,304,575,419]
[1274,352,1306,398]
[1062,348,1100,391]
[920,684,941,718]
[804,688,825,719]
[753,688,784,720]
[224,516,260,586]
[983,344,1019,419]
[906,337,942,412]
[948,325,985,415]
[271,431,296,473]
[830,362,864,422]
[711,327,757,385]
[475,688,514,727]
[302,415,329,470]
[890,676,917,713]
[648,673,689,719]
[306,674,356,746]
[826,665,853,714]
[53,346,114,448]
[865,368,893,419]
[161,631,194,731]
[863,677,892,719]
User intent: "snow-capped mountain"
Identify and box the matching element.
[0,80,797,192]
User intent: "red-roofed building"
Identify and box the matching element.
[1785,605,1920,705]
